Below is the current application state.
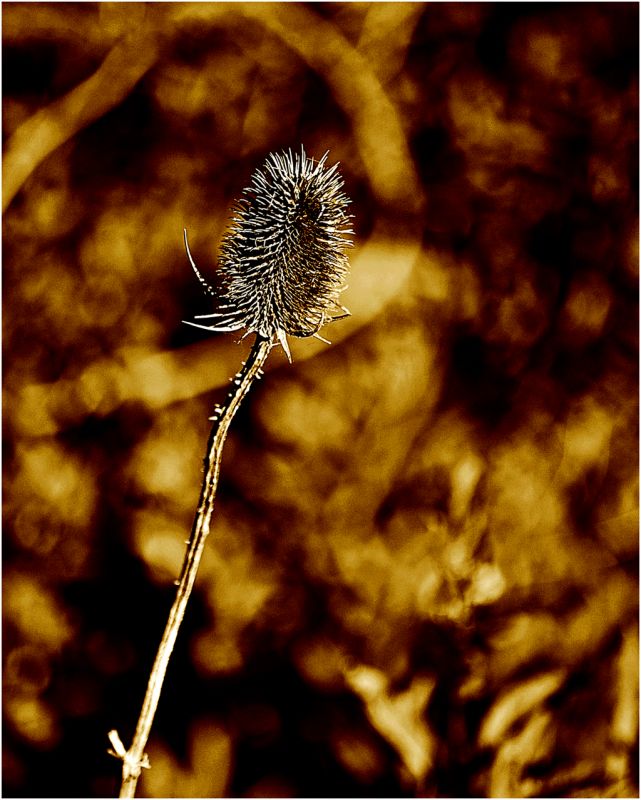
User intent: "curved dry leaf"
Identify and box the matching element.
[488,710,555,798]
[479,669,566,748]
[345,664,436,786]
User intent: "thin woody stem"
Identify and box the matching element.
[115,334,273,799]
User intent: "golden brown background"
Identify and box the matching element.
[3,2,638,797]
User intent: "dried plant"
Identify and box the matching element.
[107,147,353,798]
[184,148,353,360]
[5,5,637,799]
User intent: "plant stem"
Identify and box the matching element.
[116,334,273,799]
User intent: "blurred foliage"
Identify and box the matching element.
[2,2,638,798]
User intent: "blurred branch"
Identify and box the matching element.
[357,3,425,84]
[2,4,107,49]
[11,226,421,436]
[160,2,424,212]
[3,25,163,211]
[237,2,424,214]
[11,338,255,437]
[3,2,425,215]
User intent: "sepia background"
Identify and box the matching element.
[3,3,638,797]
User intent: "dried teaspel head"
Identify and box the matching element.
[185,147,354,360]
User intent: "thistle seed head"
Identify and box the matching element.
[184,146,353,360]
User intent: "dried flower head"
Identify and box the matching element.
[184,146,353,360]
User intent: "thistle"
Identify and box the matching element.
[184,147,353,360]
[110,147,353,798]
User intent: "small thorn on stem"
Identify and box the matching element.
[107,730,151,774]
[108,730,127,760]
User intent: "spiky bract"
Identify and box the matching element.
[185,147,353,358]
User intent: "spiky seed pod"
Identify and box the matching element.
[184,147,353,360]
